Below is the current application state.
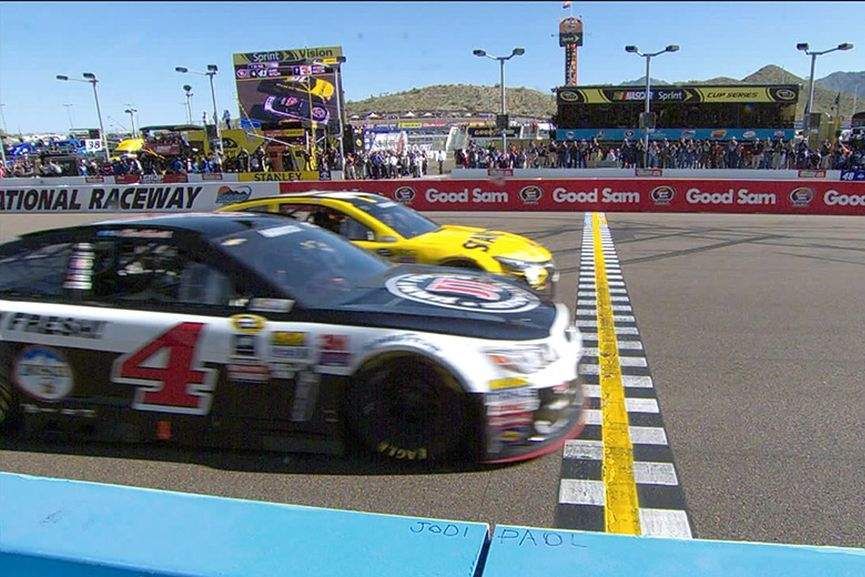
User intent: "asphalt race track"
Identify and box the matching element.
[1,210,863,547]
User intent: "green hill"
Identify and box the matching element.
[345,84,555,117]
[346,65,863,121]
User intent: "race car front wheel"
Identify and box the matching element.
[0,348,20,433]
[347,356,467,462]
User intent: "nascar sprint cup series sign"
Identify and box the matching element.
[280,179,865,216]
[0,182,279,213]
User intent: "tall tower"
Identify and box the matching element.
[559,17,583,86]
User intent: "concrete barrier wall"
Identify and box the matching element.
[0,473,489,577]
[1,176,863,227]
[484,524,865,577]
[281,178,865,216]
[0,181,280,215]
[1,473,863,577]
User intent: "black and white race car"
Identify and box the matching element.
[0,213,584,463]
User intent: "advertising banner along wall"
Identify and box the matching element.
[0,182,279,213]
[2,178,864,216]
[279,178,865,216]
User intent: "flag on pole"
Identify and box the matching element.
[563,1,572,8]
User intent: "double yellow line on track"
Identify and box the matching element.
[591,212,641,534]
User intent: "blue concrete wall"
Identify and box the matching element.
[2,472,864,577]
[0,473,490,577]
[483,524,865,577]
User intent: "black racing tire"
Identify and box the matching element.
[346,356,467,462]
[0,347,21,433]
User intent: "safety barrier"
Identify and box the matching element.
[281,178,865,215]
[0,181,280,214]
[1,473,863,576]
[2,177,864,215]
[0,473,489,577]
[484,524,865,577]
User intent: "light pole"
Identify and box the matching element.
[797,42,854,132]
[176,64,223,156]
[56,73,109,160]
[124,107,138,137]
[63,104,76,131]
[312,56,347,172]
[0,104,6,167]
[625,44,679,168]
[182,85,194,124]
[473,47,525,152]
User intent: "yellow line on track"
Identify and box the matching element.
[592,212,641,534]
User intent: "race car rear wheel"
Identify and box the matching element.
[347,356,467,462]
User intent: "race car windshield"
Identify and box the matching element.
[216,222,390,307]
[350,200,439,238]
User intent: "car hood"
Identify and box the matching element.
[301,264,559,341]
[415,225,552,262]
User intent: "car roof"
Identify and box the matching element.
[267,191,390,204]
[20,212,297,241]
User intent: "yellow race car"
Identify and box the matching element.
[218,191,558,294]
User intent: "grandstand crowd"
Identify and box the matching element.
[2,136,862,178]
[455,138,865,171]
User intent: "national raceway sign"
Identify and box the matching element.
[0,182,279,213]
[279,178,865,216]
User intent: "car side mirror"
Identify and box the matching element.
[377,235,398,243]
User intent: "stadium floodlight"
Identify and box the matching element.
[182,85,194,124]
[124,108,138,137]
[625,44,679,167]
[798,41,855,132]
[56,72,107,159]
[471,47,526,150]
[175,64,223,155]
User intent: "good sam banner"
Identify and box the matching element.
[280,178,865,216]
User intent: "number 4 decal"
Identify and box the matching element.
[112,322,217,415]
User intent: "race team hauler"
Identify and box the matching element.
[219,191,559,295]
[0,213,584,463]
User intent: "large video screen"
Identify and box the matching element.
[233,46,344,134]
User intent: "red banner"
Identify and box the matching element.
[279,178,865,216]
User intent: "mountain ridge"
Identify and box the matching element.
[345,64,864,119]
